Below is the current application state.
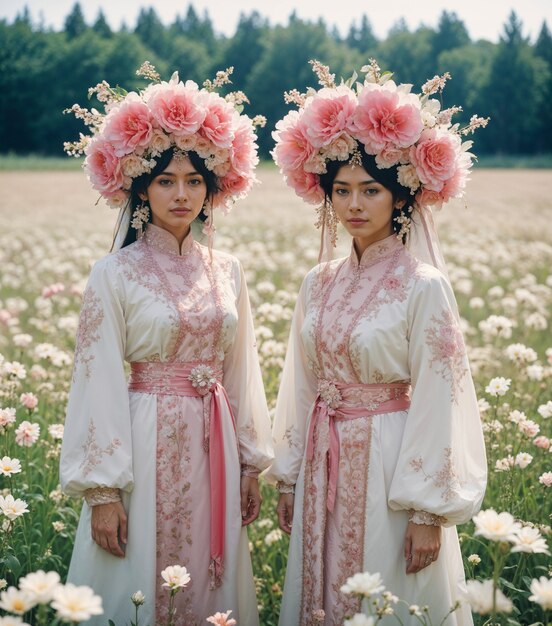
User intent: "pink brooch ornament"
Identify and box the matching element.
[188,364,217,396]
[317,380,342,411]
[64,62,265,214]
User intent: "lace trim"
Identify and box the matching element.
[277,481,295,494]
[240,464,260,478]
[84,486,121,506]
[408,509,446,526]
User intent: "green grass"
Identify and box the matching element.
[475,154,552,168]
[0,154,83,171]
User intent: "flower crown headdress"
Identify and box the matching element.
[272,59,489,232]
[64,62,266,214]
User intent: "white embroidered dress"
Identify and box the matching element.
[60,224,273,626]
[267,234,487,626]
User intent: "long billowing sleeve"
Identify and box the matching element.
[387,268,487,525]
[60,257,133,498]
[264,274,318,487]
[223,262,273,472]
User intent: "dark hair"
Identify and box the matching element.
[318,146,414,240]
[113,148,220,250]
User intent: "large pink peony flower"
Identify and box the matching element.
[230,115,258,176]
[410,128,461,192]
[272,110,315,174]
[302,86,357,149]
[148,82,206,137]
[84,138,125,194]
[286,168,325,205]
[198,93,236,149]
[351,82,423,154]
[103,95,156,157]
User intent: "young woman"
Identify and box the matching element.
[267,61,488,625]
[61,65,272,626]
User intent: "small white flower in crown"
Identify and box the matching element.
[188,365,217,396]
[317,380,342,410]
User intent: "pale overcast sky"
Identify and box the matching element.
[2,0,550,42]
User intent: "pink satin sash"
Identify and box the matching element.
[306,380,411,512]
[128,361,235,590]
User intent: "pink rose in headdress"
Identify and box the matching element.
[302,85,357,149]
[103,95,156,157]
[351,82,423,154]
[230,116,258,175]
[286,169,325,205]
[375,144,407,169]
[272,110,315,173]
[415,187,443,209]
[85,137,125,194]
[410,128,461,192]
[148,82,206,137]
[439,166,469,203]
[217,169,254,210]
[198,93,236,149]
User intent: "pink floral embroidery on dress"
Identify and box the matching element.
[79,420,121,478]
[156,395,198,625]
[425,308,468,403]
[329,417,372,624]
[73,287,104,381]
[409,447,464,502]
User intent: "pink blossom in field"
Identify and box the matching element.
[41,283,65,299]
[518,419,540,438]
[272,110,316,172]
[20,393,38,411]
[84,138,125,195]
[206,609,237,626]
[302,85,357,149]
[514,452,533,469]
[410,128,461,193]
[15,421,40,447]
[533,436,550,450]
[103,95,156,157]
[198,93,236,149]
[351,81,423,153]
[148,81,206,137]
[0,408,17,428]
[539,472,552,487]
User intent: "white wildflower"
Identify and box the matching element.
[472,509,520,542]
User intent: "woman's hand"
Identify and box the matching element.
[404,521,441,574]
[240,476,262,526]
[91,501,127,558]
[276,493,294,534]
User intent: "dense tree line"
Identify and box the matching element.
[1,3,551,157]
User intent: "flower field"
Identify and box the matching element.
[0,166,551,625]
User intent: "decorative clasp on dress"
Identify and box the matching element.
[317,380,342,411]
[188,364,217,396]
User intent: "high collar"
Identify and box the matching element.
[348,234,403,269]
[143,224,195,257]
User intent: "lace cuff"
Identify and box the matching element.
[240,464,260,478]
[277,481,295,495]
[84,487,121,506]
[409,509,446,526]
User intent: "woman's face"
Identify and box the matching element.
[331,163,403,255]
[142,156,207,243]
